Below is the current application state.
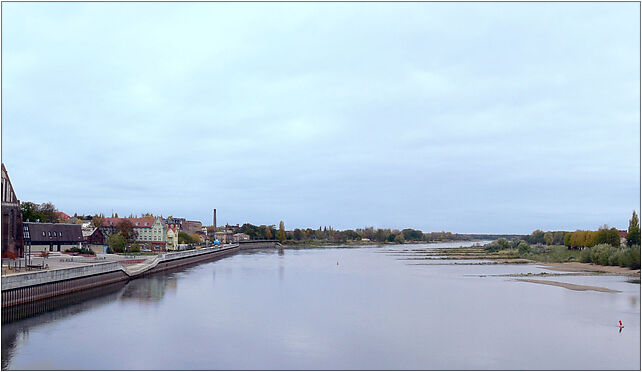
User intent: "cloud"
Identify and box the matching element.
[1,2,639,233]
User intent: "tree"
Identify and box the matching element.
[107,233,127,253]
[375,229,387,242]
[178,231,195,244]
[293,228,303,241]
[394,234,405,244]
[116,220,137,241]
[525,230,544,244]
[564,232,572,247]
[38,202,59,223]
[265,226,273,240]
[627,210,641,247]
[544,232,553,245]
[277,221,286,242]
[20,202,44,222]
[594,227,620,247]
[402,229,423,241]
[91,216,104,229]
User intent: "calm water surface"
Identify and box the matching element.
[2,243,640,370]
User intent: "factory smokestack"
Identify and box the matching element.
[213,209,217,233]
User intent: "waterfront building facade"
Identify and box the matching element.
[1,164,24,258]
[233,233,250,242]
[215,230,234,244]
[23,222,84,252]
[166,227,179,250]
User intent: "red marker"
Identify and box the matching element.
[619,320,623,327]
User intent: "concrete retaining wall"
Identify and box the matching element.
[2,262,123,291]
[238,240,279,249]
[1,245,239,309]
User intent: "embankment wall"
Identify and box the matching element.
[1,245,238,309]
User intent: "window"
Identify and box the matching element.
[136,222,139,226]
[42,232,46,236]
[48,232,51,237]
[54,232,57,237]
[60,232,63,237]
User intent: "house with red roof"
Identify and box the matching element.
[55,211,71,222]
[619,230,628,246]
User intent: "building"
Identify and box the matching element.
[1,163,24,258]
[233,233,250,243]
[164,217,185,231]
[82,227,105,245]
[183,220,203,234]
[166,227,179,250]
[23,222,84,253]
[100,217,166,251]
[215,231,233,244]
[619,230,628,246]
[55,211,71,222]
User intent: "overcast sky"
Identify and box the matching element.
[1,2,639,234]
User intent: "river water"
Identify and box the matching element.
[2,243,640,370]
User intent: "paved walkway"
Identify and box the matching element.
[16,252,162,271]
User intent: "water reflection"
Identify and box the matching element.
[1,282,125,369]
[1,246,639,370]
[120,275,177,303]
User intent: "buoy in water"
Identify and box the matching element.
[619,320,623,327]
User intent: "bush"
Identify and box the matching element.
[497,238,511,250]
[622,245,640,269]
[484,238,515,252]
[517,241,531,255]
[64,247,95,255]
[579,247,592,263]
[578,244,640,270]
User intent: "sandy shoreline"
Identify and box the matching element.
[517,278,621,293]
[538,262,641,277]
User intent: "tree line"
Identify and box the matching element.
[236,223,517,244]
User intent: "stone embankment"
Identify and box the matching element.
[2,244,240,308]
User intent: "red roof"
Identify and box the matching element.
[55,211,71,221]
[102,217,156,228]
[619,230,627,238]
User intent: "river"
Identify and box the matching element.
[2,243,640,370]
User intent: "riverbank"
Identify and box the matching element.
[281,240,486,247]
[388,244,641,277]
[539,262,641,276]
[1,245,241,310]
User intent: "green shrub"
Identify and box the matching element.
[590,244,615,266]
[517,241,531,255]
[530,244,549,255]
[579,247,592,263]
[623,245,640,269]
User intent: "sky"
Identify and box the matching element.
[1,2,640,234]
